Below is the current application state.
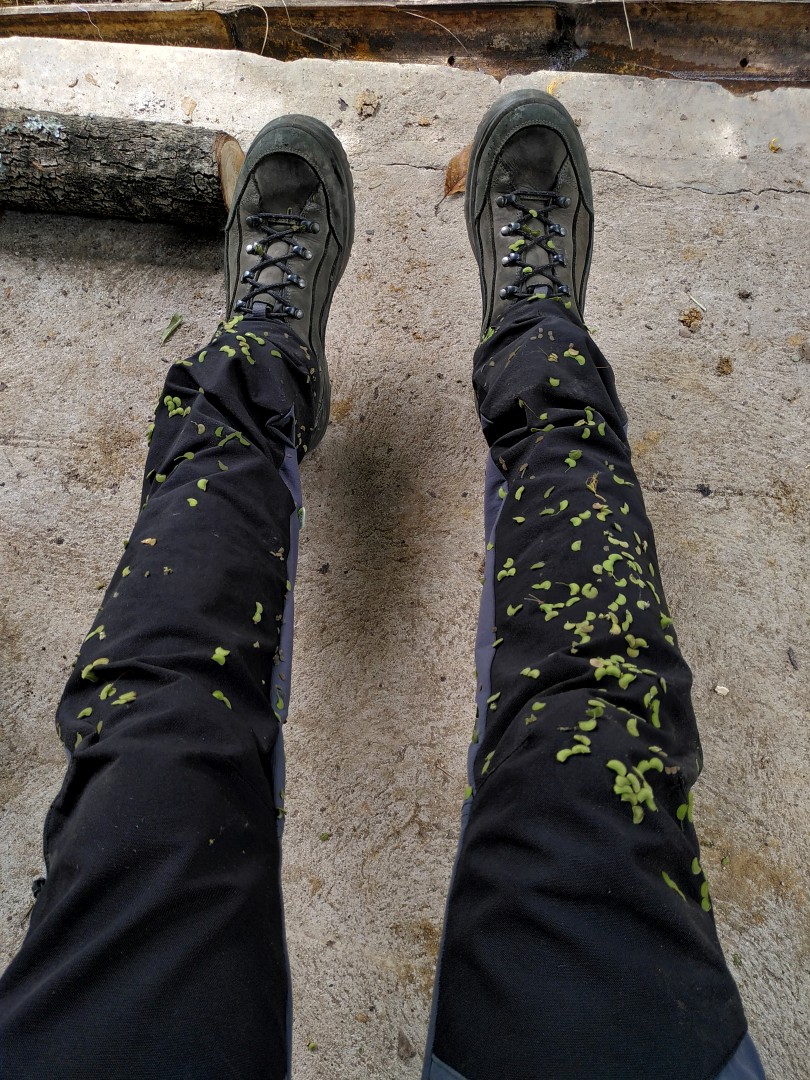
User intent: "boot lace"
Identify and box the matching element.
[497,190,572,302]
[235,212,319,319]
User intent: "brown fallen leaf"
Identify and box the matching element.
[769,137,781,153]
[445,143,471,197]
[141,537,157,546]
[213,134,244,211]
[181,96,198,119]
[85,73,98,86]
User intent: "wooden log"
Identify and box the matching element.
[0,107,243,227]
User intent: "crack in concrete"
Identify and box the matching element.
[592,167,807,198]
[382,162,445,172]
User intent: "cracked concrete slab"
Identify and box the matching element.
[1,38,809,1080]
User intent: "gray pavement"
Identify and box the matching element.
[1,37,808,1079]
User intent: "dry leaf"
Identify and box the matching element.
[214,134,244,211]
[141,538,157,546]
[769,137,781,153]
[444,143,471,198]
[181,96,198,119]
[85,73,98,86]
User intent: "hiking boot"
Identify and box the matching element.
[465,89,594,332]
[224,115,355,450]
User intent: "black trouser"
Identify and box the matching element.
[0,302,758,1080]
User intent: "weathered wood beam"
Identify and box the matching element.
[0,2,807,85]
[0,107,242,226]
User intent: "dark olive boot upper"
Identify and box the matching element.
[465,89,594,332]
[224,115,354,451]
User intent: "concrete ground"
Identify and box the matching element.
[1,37,808,1079]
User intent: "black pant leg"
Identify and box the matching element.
[0,315,316,1080]
[424,299,753,1080]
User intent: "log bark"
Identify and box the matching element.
[0,108,242,227]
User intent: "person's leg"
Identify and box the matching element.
[0,115,353,1080]
[423,91,763,1080]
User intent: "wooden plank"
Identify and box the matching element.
[1,2,807,84]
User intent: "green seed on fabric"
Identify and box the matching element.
[187,498,198,507]
[219,346,236,358]
[77,707,93,719]
[121,566,131,578]
[196,423,206,435]
[100,683,117,700]
[513,516,525,523]
[211,647,230,666]
[270,349,282,358]
[481,751,496,775]
[549,377,560,387]
[198,350,208,363]
[253,601,263,624]
[579,717,597,732]
[571,540,582,551]
[530,561,545,570]
[532,580,552,591]
[212,690,232,709]
[111,691,137,706]
[691,857,702,875]
[662,872,686,901]
[581,428,590,439]
[573,734,590,746]
[582,583,598,599]
[543,486,555,498]
[215,426,224,437]
[96,720,103,735]
[75,732,83,748]
[84,625,106,643]
[197,478,208,491]
[626,717,639,737]
[155,474,167,484]
[506,603,523,616]
[514,486,525,501]
[520,667,541,678]
[463,785,474,799]
[606,759,627,777]
[557,745,590,762]
[81,658,109,682]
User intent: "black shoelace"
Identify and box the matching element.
[235,212,319,319]
[497,189,572,301]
